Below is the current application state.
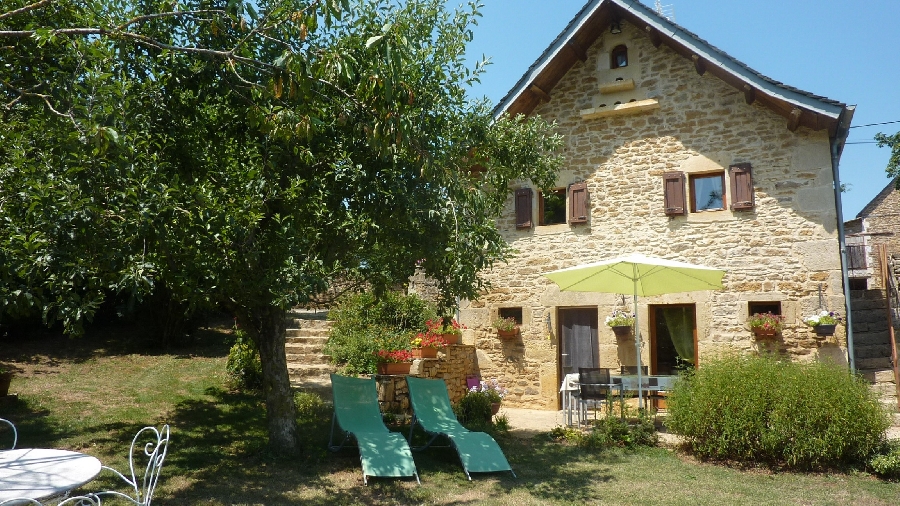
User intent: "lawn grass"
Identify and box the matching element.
[2,320,899,505]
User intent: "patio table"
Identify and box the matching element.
[0,448,101,503]
[560,373,624,425]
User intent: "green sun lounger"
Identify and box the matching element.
[328,374,420,485]
[406,376,515,480]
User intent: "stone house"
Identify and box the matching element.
[845,178,900,289]
[457,0,856,410]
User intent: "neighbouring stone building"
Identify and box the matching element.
[845,178,900,288]
[456,0,857,410]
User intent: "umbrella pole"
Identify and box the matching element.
[633,275,643,411]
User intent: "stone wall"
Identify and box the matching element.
[459,20,847,410]
[373,344,478,414]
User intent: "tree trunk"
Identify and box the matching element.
[240,305,300,454]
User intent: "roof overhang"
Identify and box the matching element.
[494,0,851,137]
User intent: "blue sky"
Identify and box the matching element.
[463,0,900,219]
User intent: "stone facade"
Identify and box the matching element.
[459,21,848,410]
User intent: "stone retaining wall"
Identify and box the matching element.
[373,344,478,414]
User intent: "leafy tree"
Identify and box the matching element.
[0,0,562,453]
[875,132,900,186]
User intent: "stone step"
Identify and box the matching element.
[857,357,894,370]
[852,330,892,346]
[855,344,894,359]
[285,335,328,345]
[859,369,898,384]
[285,328,330,338]
[286,353,332,365]
[289,376,334,400]
[287,363,336,378]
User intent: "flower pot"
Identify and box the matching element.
[376,362,411,375]
[611,325,632,338]
[491,402,501,416]
[0,372,12,397]
[814,324,836,337]
[752,328,778,339]
[412,347,439,359]
[438,333,460,345]
[497,329,519,339]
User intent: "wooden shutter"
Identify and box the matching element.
[729,163,754,211]
[568,181,589,224]
[663,172,686,216]
[515,188,533,229]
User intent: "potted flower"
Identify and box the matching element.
[804,311,842,337]
[0,366,12,397]
[426,317,464,345]
[605,310,634,338]
[459,378,508,423]
[410,332,448,358]
[492,316,520,339]
[374,349,413,375]
[748,312,784,338]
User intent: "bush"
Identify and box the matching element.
[294,392,330,424]
[225,326,262,391]
[548,403,657,449]
[666,355,890,470]
[456,389,495,426]
[869,441,900,479]
[324,292,436,374]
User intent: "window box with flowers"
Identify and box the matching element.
[492,316,520,339]
[426,317,464,344]
[410,332,448,358]
[748,312,784,339]
[374,349,413,375]
[605,310,635,338]
[804,311,842,337]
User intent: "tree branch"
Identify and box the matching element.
[0,0,51,21]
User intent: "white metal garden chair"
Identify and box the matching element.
[0,496,100,506]
[0,418,17,449]
[91,424,170,506]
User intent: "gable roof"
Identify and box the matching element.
[857,177,899,219]
[495,0,853,141]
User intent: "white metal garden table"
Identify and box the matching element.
[0,448,101,503]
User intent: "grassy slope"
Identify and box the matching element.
[1,321,898,505]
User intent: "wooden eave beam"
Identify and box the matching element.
[566,41,587,62]
[692,54,706,76]
[644,26,661,48]
[787,108,802,132]
[529,84,551,103]
[743,85,756,105]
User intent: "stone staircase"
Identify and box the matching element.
[850,289,899,416]
[285,310,335,399]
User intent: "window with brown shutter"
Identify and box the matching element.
[729,163,754,211]
[515,188,533,229]
[663,172,686,216]
[568,181,589,224]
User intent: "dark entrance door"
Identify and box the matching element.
[559,308,599,379]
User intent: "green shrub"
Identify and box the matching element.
[324,291,436,374]
[666,355,890,470]
[869,441,900,479]
[549,403,657,449]
[456,390,495,426]
[294,391,330,424]
[225,326,262,391]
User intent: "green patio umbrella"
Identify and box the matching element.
[543,253,726,409]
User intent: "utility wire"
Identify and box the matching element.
[849,120,900,129]
[845,141,879,145]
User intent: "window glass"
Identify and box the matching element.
[690,174,725,212]
[611,45,628,69]
[540,189,566,225]
[499,307,523,325]
[748,301,781,316]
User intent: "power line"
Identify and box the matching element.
[845,141,879,145]
[849,120,900,129]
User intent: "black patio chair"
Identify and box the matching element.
[576,368,614,422]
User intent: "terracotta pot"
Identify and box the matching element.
[411,347,439,359]
[497,329,519,339]
[376,362,411,375]
[0,372,12,397]
[752,328,778,339]
[491,402,501,416]
[611,325,632,338]
[438,333,460,345]
[814,324,836,337]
